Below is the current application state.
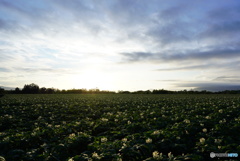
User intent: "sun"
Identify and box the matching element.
[71,70,114,90]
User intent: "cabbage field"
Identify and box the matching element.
[0,94,239,161]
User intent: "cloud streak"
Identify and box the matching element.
[121,47,240,63]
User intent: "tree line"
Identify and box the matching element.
[1,83,115,94]
[1,83,240,95]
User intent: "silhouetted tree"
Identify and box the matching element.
[152,89,171,94]
[46,88,55,94]
[0,87,4,97]
[118,90,131,94]
[22,83,39,94]
[40,87,47,94]
[0,88,5,97]
[0,87,4,92]
[14,87,21,94]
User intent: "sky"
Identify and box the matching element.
[1,0,240,91]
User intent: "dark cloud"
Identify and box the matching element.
[0,18,7,29]
[121,52,154,62]
[146,4,196,45]
[0,0,239,47]
[207,4,240,21]
[0,1,50,34]
[176,82,240,92]
[0,17,18,32]
[213,76,240,82]
[155,64,212,71]
[121,47,240,63]
[195,85,240,92]
[201,21,240,39]
[140,2,240,48]
[147,21,192,45]
[15,67,54,72]
[154,60,240,72]
[14,67,76,74]
[106,0,151,24]
[0,0,51,18]
[196,5,240,42]
[49,0,97,21]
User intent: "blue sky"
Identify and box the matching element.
[1,0,240,91]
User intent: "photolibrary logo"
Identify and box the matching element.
[210,152,238,158]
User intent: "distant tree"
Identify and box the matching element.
[40,87,47,94]
[15,87,21,94]
[0,87,4,97]
[118,90,131,94]
[152,89,170,94]
[89,88,100,94]
[22,83,39,94]
[46,88,55,94]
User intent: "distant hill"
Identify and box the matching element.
[0,86,16,90]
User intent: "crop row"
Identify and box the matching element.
[0,94,240,160]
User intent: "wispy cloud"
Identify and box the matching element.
[213,76,240,82]
[154,65,212,71]
[121,47,240,63]
[154,60,240,71]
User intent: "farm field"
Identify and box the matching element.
[0,94,240,161]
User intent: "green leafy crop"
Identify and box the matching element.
[0,94,239,160]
